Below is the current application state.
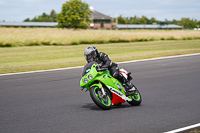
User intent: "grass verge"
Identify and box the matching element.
[1,28,200,47]
[0,39,200,74]
[184,128,200,133]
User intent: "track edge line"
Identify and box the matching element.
[1,53,200,77]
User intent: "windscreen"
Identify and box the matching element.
[82,61,96,77]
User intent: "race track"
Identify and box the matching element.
[0,54,200,133]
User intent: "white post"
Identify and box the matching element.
[116,13,118,30]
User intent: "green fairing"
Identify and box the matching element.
[80,63,124,95]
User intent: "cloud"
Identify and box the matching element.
[0,0,6,5]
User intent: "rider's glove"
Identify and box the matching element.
[98,62,103,68]
[96,63,107,72]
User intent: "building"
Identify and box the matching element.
[89,10,113,29]
[0,8,182,30]
[117,24,182,30]
[0,22,58,28]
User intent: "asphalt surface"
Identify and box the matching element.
[0,54,200,133]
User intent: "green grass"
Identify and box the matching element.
[0,40,200,74]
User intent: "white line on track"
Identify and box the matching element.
[0,53,200,77]
[164,123,200,133]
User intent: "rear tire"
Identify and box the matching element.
[128,86,142,106]
[90,86,112,110]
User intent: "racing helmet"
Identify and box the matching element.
[84,46,98,63]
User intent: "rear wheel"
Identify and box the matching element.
[90,86,112,110]
[128,86,142,106]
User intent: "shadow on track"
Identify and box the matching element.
[81,103,135,111]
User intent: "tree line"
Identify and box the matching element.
[24,10,57,22]
[23,0,200,29]
[112,15,200,28]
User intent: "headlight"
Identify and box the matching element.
[88,75,93,80]
[84,78,88,84]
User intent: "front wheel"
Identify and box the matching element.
[90,86,112,110]
[128,86,142,106]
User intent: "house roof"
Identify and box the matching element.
[89,10,112,20]
[117,24,182,29]
[0,22,58,27]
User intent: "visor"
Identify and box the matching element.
[85,54,94,63]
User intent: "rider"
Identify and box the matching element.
[84,46,135,92]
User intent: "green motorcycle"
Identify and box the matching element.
[80,61,142,110]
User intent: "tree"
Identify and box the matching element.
[149,17,157,24]
[57,0,91,29]
[50,10,57,22]
[164,19,170,24]
[23,10,57,22]
[23,18,30,22]
[170,19,178,24]
[140,16,148,24]
[177,18,197,28]
[197,21,200,27]
[117,15,125,24]
[31,13,54,22]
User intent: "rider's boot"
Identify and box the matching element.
[118,73,136,94]
[125,81,135,92]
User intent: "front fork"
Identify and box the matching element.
[101,86,106,97]
[90,82,107,97]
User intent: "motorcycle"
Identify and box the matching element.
[80,61,142,110]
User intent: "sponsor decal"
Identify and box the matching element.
[106,85,132,101]
[117,84,122,91]
[110,87,123,96]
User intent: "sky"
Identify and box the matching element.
[0,0,200,22]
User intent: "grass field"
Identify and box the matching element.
[1,28,200,47]
[0,39,200,74]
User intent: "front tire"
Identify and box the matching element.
[90,86,112,110]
